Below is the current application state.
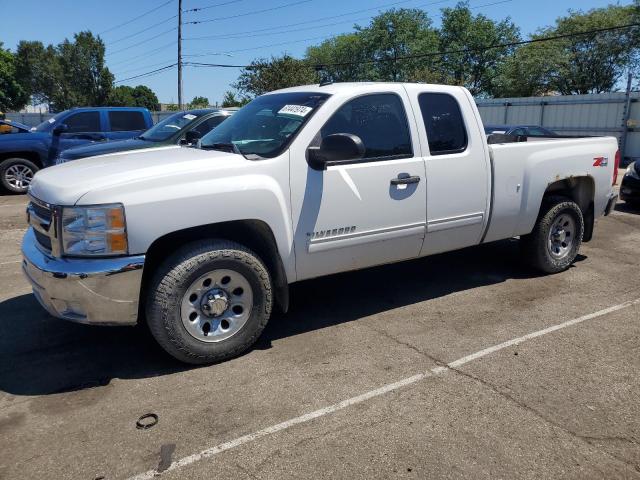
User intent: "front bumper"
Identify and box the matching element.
[21,228,145,326]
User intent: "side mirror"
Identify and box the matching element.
[184,130,202,145]
[52,124,69,136]
[307,133,365,170]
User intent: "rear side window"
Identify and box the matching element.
[418,93,467,155]
[321,93,412,161]
[64,112,100,133]
[109,111,147,132]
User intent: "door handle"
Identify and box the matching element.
[390,175,420,186]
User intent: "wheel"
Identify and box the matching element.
[146,239,273,364]
[521,196,584,274]
[0,158,39,194]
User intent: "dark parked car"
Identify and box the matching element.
[0,107,153,193]
[620,160,640,205]
[0,119,31,134]
[484,125,558,137]
[57,108,236,164]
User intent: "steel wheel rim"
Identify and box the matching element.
[547,213,576,260]
[5,164,34,190]
[180,269,253,343]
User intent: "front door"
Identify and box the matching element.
[290,89,427,281]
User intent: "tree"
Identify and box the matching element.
[131,85,159,110]
[437,2,520,96]
[221,91,250,107]
[108,85,136,106]
[189,96,210,108]
[233,55,318,98]
[165,103,180,111]
[306,33,371,82]
[356,9,440,82]
[14,41,58,106]
[0,43,28,111]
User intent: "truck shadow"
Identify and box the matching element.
[0,239,585,396]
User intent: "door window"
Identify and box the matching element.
[192,115,226,137]
[418,93,467,155]
[109,111,147,132]
[64,112,100,133]
[320,93,412,161]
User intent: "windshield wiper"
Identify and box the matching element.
[203,142,241,155]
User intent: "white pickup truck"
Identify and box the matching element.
[22,82,619,364]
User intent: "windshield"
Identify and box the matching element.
[33,112,67,132]
[140,111,202,142]
[200,92,329,159]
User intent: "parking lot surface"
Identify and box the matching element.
[1,184,639,480]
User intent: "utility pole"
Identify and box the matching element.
[178,0,183,110]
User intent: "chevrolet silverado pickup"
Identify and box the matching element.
[21,83,619,364]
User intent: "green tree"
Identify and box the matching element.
[165,103,180,111]
[189,95,210,108]
[14,41,58,106]
[131,85,159,110]
[0,43,28,111]
[233,55,318,98]
[221,91,250,107]
[108,85,136,106]
[356,9,439,82]
[306,33,371,82]
[438,2,520,96]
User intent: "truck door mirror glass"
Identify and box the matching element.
[184,130,202,145]
[52,124,69,136]
[307,133,365,170]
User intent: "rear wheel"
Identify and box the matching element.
[521,196,584,274]
[0,158,39,194]
[146,239,273,364]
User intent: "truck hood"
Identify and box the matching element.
[29,146,241,205]
[59,138,167,161]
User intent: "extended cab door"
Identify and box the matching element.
[290,87,427,281]
[403,85,491,255]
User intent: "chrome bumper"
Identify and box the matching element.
[21,228,145,326]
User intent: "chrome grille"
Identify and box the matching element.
[27,196,58,255]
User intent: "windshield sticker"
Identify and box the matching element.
[48,118,55,123]
[183,114,197,120]
[278,105,313,117]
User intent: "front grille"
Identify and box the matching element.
[27,196,55,253]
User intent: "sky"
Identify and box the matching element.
[0,0,631,104]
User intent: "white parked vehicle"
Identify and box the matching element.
[22,82,619,364]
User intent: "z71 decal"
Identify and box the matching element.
[593,157,609,167]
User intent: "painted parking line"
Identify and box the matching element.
[0,260,20,266]
[128,298,640,480]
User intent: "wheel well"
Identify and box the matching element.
[542,176,595,242]
[0,151,43,169]
[140,220,289,318]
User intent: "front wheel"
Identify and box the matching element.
[0,158,39,194]
[521,196,584,274]
[146,239,273,364]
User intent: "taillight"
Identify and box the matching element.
[613,150,620,185]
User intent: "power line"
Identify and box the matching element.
[185,0,453,40]
[113,58,177,77]
[107,14,177,46]
[185,0,244,12]
[186,0,315,24]
[100,0,175,35]
[108,41,176,68]
[115,63,177,84]
[184,22,640,70]
[108,27,177,56]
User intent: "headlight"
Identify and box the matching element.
[625,162,639,179]
[61,204,128,256]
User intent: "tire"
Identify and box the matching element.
[0,158,39,194]
[521,196,584,274]
[146,239,273,365]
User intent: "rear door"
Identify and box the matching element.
[403,85,491,256]
[290,87,427,280]
[106,110,149,141]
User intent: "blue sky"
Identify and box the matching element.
[1,0,630,104]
